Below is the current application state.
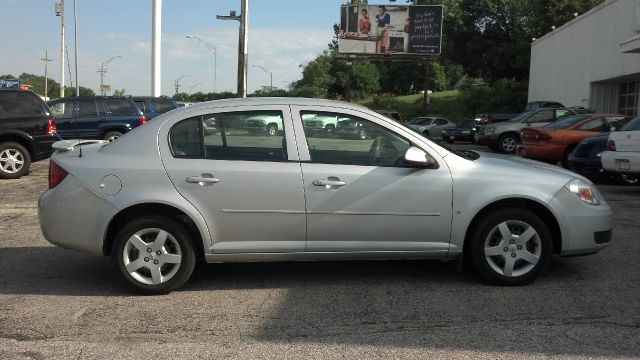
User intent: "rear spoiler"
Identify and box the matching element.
[52,139,109,152]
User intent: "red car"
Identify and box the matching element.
[516,114,630,167]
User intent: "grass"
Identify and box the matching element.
[358,89,469,122]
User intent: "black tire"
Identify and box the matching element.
[422,130,431,138]
[561,145,577,169]
[104,131,123,142]
[445,138,455,144]
[467,208,552,286]
[266,124,278,136]
[618,173,639,186]
[112,215,197,295]
[498,134,519,153]
[0,142,31,180]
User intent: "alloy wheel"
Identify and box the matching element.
[501,137,517,153]
[0,149,25,174]
[483,220,541,277]
[122,228,182,285]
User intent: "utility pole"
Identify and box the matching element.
[174,74,190,95]
[73,0,79,96]
[217,0,248,98]
[55,0,65,98]
[98,56,122,96]
[41,52,53,99]
[422,60,430,113]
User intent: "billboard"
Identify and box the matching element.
[338,5,443,57]
[1,79,20,89]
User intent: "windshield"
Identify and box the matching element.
[621,116,640,131]
[510,111,535,123]
[545,114,590,129]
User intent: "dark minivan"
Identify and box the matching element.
[48,96,146,141]
[0,89,58,179]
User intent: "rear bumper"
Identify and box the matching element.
[32,134,59,160]
[38,174,117,256]
[517,143,565,162]
[601,150,640,174]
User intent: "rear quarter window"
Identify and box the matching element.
[152,99,177,114]
[0,92,44,119]
[105,99,139,116]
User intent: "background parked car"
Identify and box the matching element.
[48,96,146,141]
[517,114,630,167]
[302,113,340,134]
[525,101,565,111]
[244,113,283,136]
[476,107,592,153]
[406,116,455,137]
[568,133,638,185]
[374,110,403,123]
[601,116,640,176]
[441,119,479,143]
[0,89,58,179]
[130,96,179,120]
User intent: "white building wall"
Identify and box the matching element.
[528,0,640,110]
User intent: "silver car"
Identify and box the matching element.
[406,116,455,137]
[38,98,613,294]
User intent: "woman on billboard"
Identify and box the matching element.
[359,8,371,35]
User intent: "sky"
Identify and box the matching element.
[1,0,347,96]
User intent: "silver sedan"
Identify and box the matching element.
[38,98,613,294]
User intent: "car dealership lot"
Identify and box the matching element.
[1,152,639,359]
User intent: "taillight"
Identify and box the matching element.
[138,116,147,125]
[48,160,68,189]
[46,119,57,134]
[606,139,616,151]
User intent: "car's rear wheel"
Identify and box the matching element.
[104,131,123,142]
[0,142,31,179]
[498,134,518,153]
[422,130,431,137]
[468,208,552,285]
[113,216,196,294]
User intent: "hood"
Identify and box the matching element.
[472,151,588,183]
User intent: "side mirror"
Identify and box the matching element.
[610,126,616,132]
[404,146,438,168]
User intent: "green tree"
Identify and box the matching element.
[113,89,126,97]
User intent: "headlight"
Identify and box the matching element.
[596,151,602,157]
[564,179,601,205]
[484,127,495,134]
[442,129,447,134]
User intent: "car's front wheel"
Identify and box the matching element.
[113,216,196,294]
[104,131,123,142]
[468,208,552,285]
[498,134,519,153]
[0,142,31,179]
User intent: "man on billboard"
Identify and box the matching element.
[375,6,391,53]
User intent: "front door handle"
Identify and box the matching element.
[312,177,346,188]
[186,174,220,186]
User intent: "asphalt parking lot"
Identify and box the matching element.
[1,144,639,359]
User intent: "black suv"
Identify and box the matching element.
[0,89,58,179]
[47,96,145,141]
[130,96,179,120]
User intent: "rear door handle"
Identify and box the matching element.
[186,174,220,186]
[312,178,346,187]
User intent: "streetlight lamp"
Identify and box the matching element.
[186,35,217,93]
[174,74,191,95]
[189,82,202,94]
[252,65,273,91]
[98,55,122,96]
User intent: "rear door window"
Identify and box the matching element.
[50,99,75,118]
[105,99,138,116]
[77,99,99,117]
[152,99,176,114]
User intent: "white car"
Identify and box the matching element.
[601,116,640,175]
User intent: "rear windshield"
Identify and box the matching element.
[105,98,139,116]
[545,115,590,129]
[622,116,640,131]
[152,99,177,114]
[0,91,44,118]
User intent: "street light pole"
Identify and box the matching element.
[174,74,190,95]
[217,0,248,98]
[73,0,79,96]
[252,65,272,90]
[55,0,65,98]
[189,82,202,94]
[41,52,53,99]
[186,35,217,93]
[98,55,122,96]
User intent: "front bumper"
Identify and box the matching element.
[551,187,613,256]
[475,133,499,146]
[38,174,118,256]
